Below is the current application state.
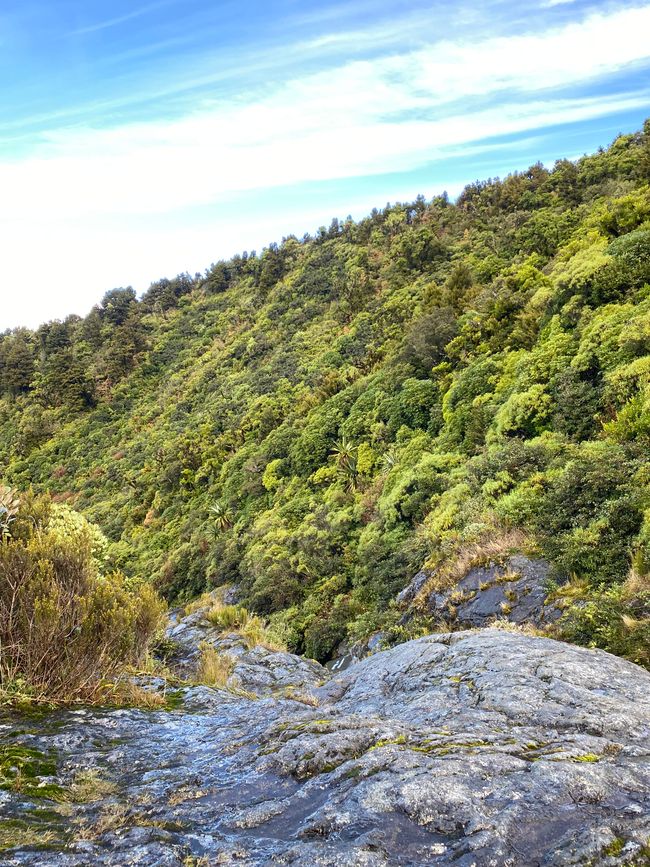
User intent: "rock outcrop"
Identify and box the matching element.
[399,554,564,629]
[1,614,649,865]
[165,603,325,697]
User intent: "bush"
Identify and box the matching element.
[557,569,650,667]
[0,492,165,704]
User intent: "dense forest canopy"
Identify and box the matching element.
[1,121,650,663]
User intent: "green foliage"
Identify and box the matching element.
[0,486,20,540]
[2,124,650,664]
[0,492,165,703]
[493,384,553,439]
[557,573,650,668]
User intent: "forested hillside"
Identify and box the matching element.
[2,122,650,663]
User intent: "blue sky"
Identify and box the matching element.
[2,0,650,329]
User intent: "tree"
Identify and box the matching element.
[0,332,35,395]
[210,501,233,532]
[101,287,137,326]
[330,437,358,489]
[403,308,458,375]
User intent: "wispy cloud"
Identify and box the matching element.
[8,5,650,139]
[69,1,175,36]
[4,89,646,225]
[1,1,649,328]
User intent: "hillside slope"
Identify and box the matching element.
[1,122,650,662]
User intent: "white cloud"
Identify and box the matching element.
[2,3,650,328]
[69,1,175,36]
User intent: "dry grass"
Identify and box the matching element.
[196,643,234,688]
[76,803,129,840]
[281,685,320,706]
[100,679,167,709]
[620,565,650,636]
[0,822,58,852]
[415,528,533,606]
[0,676,167,711]
[496,569,523,584]
[623,564,650,597]
[168,785,208,807]
[65,769,118,803]
[487,619,547,637]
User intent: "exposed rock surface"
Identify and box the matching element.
[1,613,649,865]
[396,568,433,607]
[165,601,325,698]
[324,632,387,673]
[399,555,564,628]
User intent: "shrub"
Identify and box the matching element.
[0,486,20,540]
[0,492,165,704]
[493,384,553,439]
[302,591,361,661]
[557,568,650,667]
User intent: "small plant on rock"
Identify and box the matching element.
[196,643,234,688]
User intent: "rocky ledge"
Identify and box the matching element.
[1,621,649,865]
[397,555,564,629]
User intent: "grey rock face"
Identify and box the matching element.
[165,598,326,697]
[2,630,649,865]
[400,554,563,628]
[222,584,242,605]
[325,632,388,673]
[396,569,433,607]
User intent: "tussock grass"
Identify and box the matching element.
[182,591,215,617]
[0,820,59,852]
[488,619,547,637]
[205,600,286,652]
[65,769,118,803]
[100,678,168,709]
[196,643,234,688]
[183,587,286,652]
[416,528,533,604]
[206,603,249,631]
[623,563,650,597]
[76,803,129,840]
[281,685,320,706]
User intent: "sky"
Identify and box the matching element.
[1,0,650,329]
